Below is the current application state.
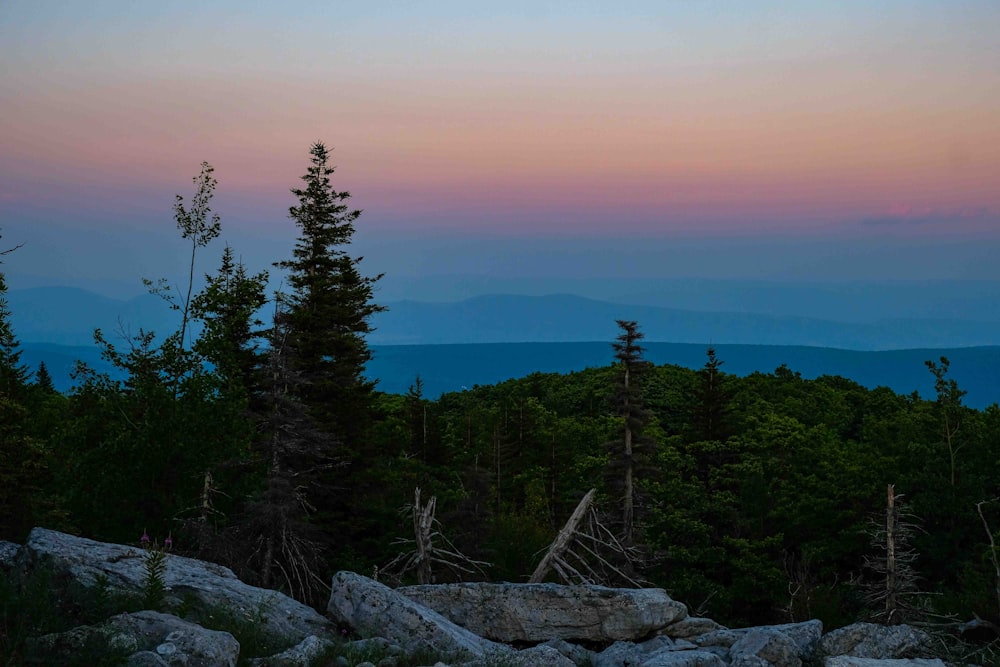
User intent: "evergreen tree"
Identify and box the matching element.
[0,272,28,397]
[191,245,268,396]
[275,142,385,446]
[690,346,732,443]
[0,235,62,540]
[605,319,655,545]
[228,307,336,605]
[33,361,55,394]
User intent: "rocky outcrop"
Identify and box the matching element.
[15,527,332,644]
[29,610,240,667]
[399,580,688,643]
[2,528,976,667]
[328,571,509,661]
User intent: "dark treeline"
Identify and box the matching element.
[1,145,999,634]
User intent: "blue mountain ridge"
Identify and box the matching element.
[10,286,1000,407]
[21,341,1000,410]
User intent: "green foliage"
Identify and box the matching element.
[141,549,168,610]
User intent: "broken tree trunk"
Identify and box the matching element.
[413,487,435,584]
[530,488,595,583]
[384,487,490,584]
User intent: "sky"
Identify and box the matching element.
[1,1,999,299]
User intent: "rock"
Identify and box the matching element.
[819,623,932,660]
[398,581,688,643]
[507,644,578,667]
[0,540,20,572]
[540,637,597,666]
[327,571,508,661]
[749,620,823,660]
[647,654,730,667]
[593,640,645,667]
[15,527,332,644]
[30,610,239,667]
[730,628,802,667]
[662,616,725,640]
[127,651,171,666]
[694,629,742,648]
[249,634,337,666]
[594,638,725,667]
[823,659,947,667]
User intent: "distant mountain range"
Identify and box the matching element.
[10,286,1000,351]
[20,340,1000,409]
[370,294,1000,349]
[9,285,1000,408]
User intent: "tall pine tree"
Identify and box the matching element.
[606,319,655,545]
[276,142,385,447]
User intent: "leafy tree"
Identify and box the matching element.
[145,162,223,355]
[275,141,385,447]
[925,356,967,486]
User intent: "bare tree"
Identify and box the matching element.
[864,484,926,624]
[384,487,489,584]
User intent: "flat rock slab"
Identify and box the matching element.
[399,581,688,643]
[16,527,332,644]
[819,623,931,660]
[328,571,508,661]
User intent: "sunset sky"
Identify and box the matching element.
[2,1,998,298]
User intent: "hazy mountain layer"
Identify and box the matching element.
[23,341,1000,410]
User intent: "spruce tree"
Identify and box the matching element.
[275,142,385,446]
[33,361,55,394]
[691,346,732,443]
[0,271,28,397]
[605,319,655,545]
[191,245,268,396]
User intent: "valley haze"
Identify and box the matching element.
[10,282,1000,409]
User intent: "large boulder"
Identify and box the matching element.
[28,610,240,667]
[15,527,332,644]
[748,620,823,661]
[730,628,802,667]
[327,571,508,661]
[398,581,688,643]
[819,623,932,660]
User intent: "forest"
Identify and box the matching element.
[1,143,999,638]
